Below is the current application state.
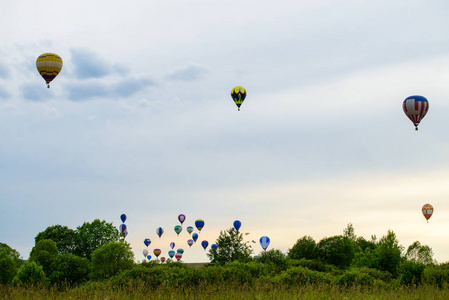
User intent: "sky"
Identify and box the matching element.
[1,0,449,263]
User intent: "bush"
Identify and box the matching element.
[288,236,316,260]
[257,249,288,272]
[13,261,45,286]
[273,266,333,286]
[423,265,449,288]
[0,249,18,284]
[48,254,90,286]
[90,241,134,280]
[399,260,425,285]
[335,268,375,286]
[289,258,335,273]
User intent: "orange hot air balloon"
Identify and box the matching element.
[153,249,162,258]
[422,204,433,223]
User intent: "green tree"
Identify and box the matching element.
[13,261,45,285]
[288,235,316,260]
[374,230,404,275]
[35,225,76,254]
[90,240,134,280]
[0,242,21,265]
[316,235,355,268]
[343,223,356,241]
[207,227,251,264]
[0,249,18,284]
[48,254,90,286]
[75,219,121,260]
[258,249,288,271]
[405,241,435,265]
[29,239,59,275]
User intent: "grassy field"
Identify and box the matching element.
[2,283,449,299]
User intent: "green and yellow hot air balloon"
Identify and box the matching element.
[231,86,247,111]
[36,53,63,88]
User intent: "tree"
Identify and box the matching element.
[74,219,121,260]
[29,239,59,275]
[48,254,90,286]
[35,225,76,255]
[405,241,434,265]
[0,243,21,265]
[90,241,134,280]
[288,235,316,260]
[315,235,355,268]
[13,261,46,285]
[0,249,18,284]
[374,230,404,275]
[207,227,251,264]
[258,249,288,271]
[343,223,356,241]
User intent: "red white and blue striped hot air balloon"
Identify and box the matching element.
[403,95,429,131]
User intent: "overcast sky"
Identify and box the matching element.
[1,0,449,263]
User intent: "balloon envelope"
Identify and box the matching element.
[422,204,434,222]
[177,248,184,254]
[146,255,152,261]
[211,244,218,250]
[260,236,270,251]
[201,240,209,250]
[170,242,175,249]
[233,220,242,231]
[160,257,166,263]
[187,226,194,234]
[195,219,205,232]
[175,253,182,261]
[174,225,183,236]
[153,249,161,257]
[187,239,194,247]
[231,86,247,111]
[178,214,186,225]
[118,224,127,233]
[192,233,199,242]
[36,53,63,88]
[143,249,149,257]
[156,227,164,238]
[120,214,127,223]
[144,238,151,247]
[168,250,175,258]
[403,95,429,130]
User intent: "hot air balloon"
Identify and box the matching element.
[144,238,151,247]
[153,249,161,258]
[123,230,128,238]
[187,239,194,247]
[143,249,149,258]
[147,255,152,261]
[175,253,182,261]
[187,226,194,235]
[260,236,270,251]
[211,244,218,250]
[201,240,209,250]
[174,225,183,236]
[177,248,184,254]
[422,204,434,223]
[233,220,241,231]
[120,214,127,223]
[231,86,247,111]
[403,95,429,130]
[160,257,166,263]
[118,224,127,233]
[170,242,175,249]
[168,250,175,258]
[156,227,164,238]
[195,219,205,232]
[178,214,186,225]
[192,233,199,243]
[36,53,63,88]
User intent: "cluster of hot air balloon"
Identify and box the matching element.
[118,214,128,238]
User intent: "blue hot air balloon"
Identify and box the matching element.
[187,226,194,235]
[156,227,164,238]
[192,233,199,243]
[233,220,241,231]
[170,242,175,249]
[201,240,209,250]
[146,255,152,261]
[118,224,127,233]
[195,219,205,232]
[260,236,270,251]
[211,244,218,250]
[168,250,175,259]
[120,214,127,223]
[144,238,151,247]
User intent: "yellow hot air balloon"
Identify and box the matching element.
[36,53,63,88]
[231,86,247,111]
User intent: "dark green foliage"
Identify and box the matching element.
[316,235,355,268]
[257,249,288,272]
[399,260,425,285]
[356,237,377,252]
[29,239,59,275]
[0,243,21,265]
[288,236,316,260]
[273,266,333,285]
[207,227,251,264]
[75,219,121,260]
[0,249,18,284]
[423,264,449,288]
[90,240,134,280]
[35,225,77,255]
[48,254,90,286]
[289,258,335,273]
[13,261,45,285]
[374,230,404,275]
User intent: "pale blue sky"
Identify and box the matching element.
[1,0,449,262]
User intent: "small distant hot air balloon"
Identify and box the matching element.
[231,86,247,111]
[170,242,175,249]
[168,250,175,258]
[192,233,199,243]
[120,214,127,223]
[403,95,429,131]
[160,257,166,263]
[195,219,205,232]
[233,220,241,231]
[260,236,270,251]
[177,248,184,254]
[178,214,186,225]
[153,249,161,258]
[144,238,151,247]
[422,204,434,223]
[187,239,194,247]
[211,244,218,250]
[156,227,164,238]
[123,230,128,238]
[143,249,149,258]
[36,53,63,88]
[201,240,209,250]
[118,224,127,233]
[175,253,182,261]
[174,225,183,236]
[146,255,152,261]
[187,226,194,235]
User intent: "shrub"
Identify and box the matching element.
[48,254,90,286]
[90,241,134,280]
[0,249,18,284]
[257,249,288,272]
[13,261,45,285]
